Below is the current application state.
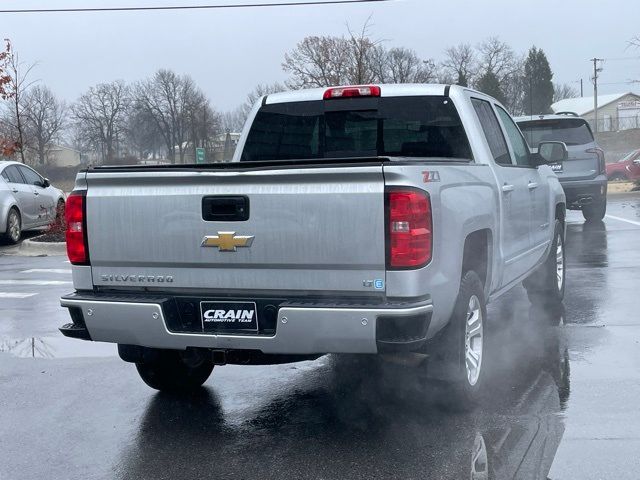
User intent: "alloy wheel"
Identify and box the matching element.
[465,294,484,386]
[8,211,20,243]
[556,233,564,291]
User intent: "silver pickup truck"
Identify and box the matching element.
[60,84,566,407]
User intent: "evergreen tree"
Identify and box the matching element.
[522,46,554,115]
[476,70,506,105]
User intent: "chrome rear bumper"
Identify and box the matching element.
[60,293,433,355]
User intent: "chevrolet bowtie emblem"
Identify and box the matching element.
[201,232,255,252]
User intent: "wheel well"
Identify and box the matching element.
[462,229,491,291]
[8,205,20,219]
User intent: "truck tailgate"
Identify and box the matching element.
[85,165,386,294]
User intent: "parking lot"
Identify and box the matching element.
[1,193,640,479]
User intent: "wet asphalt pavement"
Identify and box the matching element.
[2,194,640,480]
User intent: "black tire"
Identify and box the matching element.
[432,270,487,410]
[135,349,214,392]
[524,220,565,307]
[55,199,65,222]
[582,200,606,222]
[3,207,21,244]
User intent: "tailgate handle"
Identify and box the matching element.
[202,196,250,221]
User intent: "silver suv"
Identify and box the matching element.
[516,114,607,221]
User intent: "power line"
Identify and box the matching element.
[0,0,390,14]
[600,56,640,62]
[599,80,640,86]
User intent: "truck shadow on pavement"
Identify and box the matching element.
[116,301,569,480]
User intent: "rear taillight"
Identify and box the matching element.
[386,189,432,269]
[65,192,89,265]
[323,85,381,100]
[587,147,606,174]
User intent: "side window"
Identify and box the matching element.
[496,106,532,167]
[4,165,25,184]
[471,98,512,166]
[18,166,43,187]
[1,170,9,182]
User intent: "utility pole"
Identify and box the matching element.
[580,78,583,97]
[591,58,604,132]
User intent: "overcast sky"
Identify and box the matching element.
[2,0,639,112]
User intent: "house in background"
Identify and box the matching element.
[46,144,82,167]
[551,92,640,132]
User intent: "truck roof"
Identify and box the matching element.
[264,84,486,105]
[514,113,586,123]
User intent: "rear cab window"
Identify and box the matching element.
[240,96,473,162]
[517,118,595,147]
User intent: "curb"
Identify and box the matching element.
[18,237,67,256]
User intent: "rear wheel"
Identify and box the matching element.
[3,208,21,244]
[582,200,606,222]
[135,349,214,392]
[431,270,487,410]
[55,199,65,223]
[524,219,565,307]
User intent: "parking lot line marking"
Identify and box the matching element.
[0,292,38,298]
[0,280,72,285]
[605,214,640,227]
[20,269,72,274]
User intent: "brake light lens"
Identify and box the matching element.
[587,147,606,174]
[65,192,88,265]
[323,85,381,100]
[387,189,432,268]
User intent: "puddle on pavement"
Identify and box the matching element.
[0,335,117,358]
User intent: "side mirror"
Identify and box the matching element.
[633,158,640,165]
[42,178,50,188]
[537,141,568,165]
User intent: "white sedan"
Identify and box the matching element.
[0,161,66,244]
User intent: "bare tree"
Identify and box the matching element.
[219,109,245,136]
[124,106,163,161]
[1,39,37,163]
[188,98,220,157]
[441,43,477,86]
[223,82,285,133]
[553,83,580,103]
[0,39,19,157]
[283,20,435,89]
[374,47,438,83]
[477,37,518,80]
[72,80,131,164]
[283,35,351,88]
[501,56,526,115]
[23,85,66,165]
[344,18,380,85]
[135,69,209,163]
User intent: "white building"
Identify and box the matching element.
[551,92,640,132]
[45,144,82,167]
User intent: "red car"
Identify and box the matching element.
[607,149,640,181]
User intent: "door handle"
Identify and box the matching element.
[12,189,18,193]
[528,182,539,190]
[501,184,515,193]
[33,191,39,196]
